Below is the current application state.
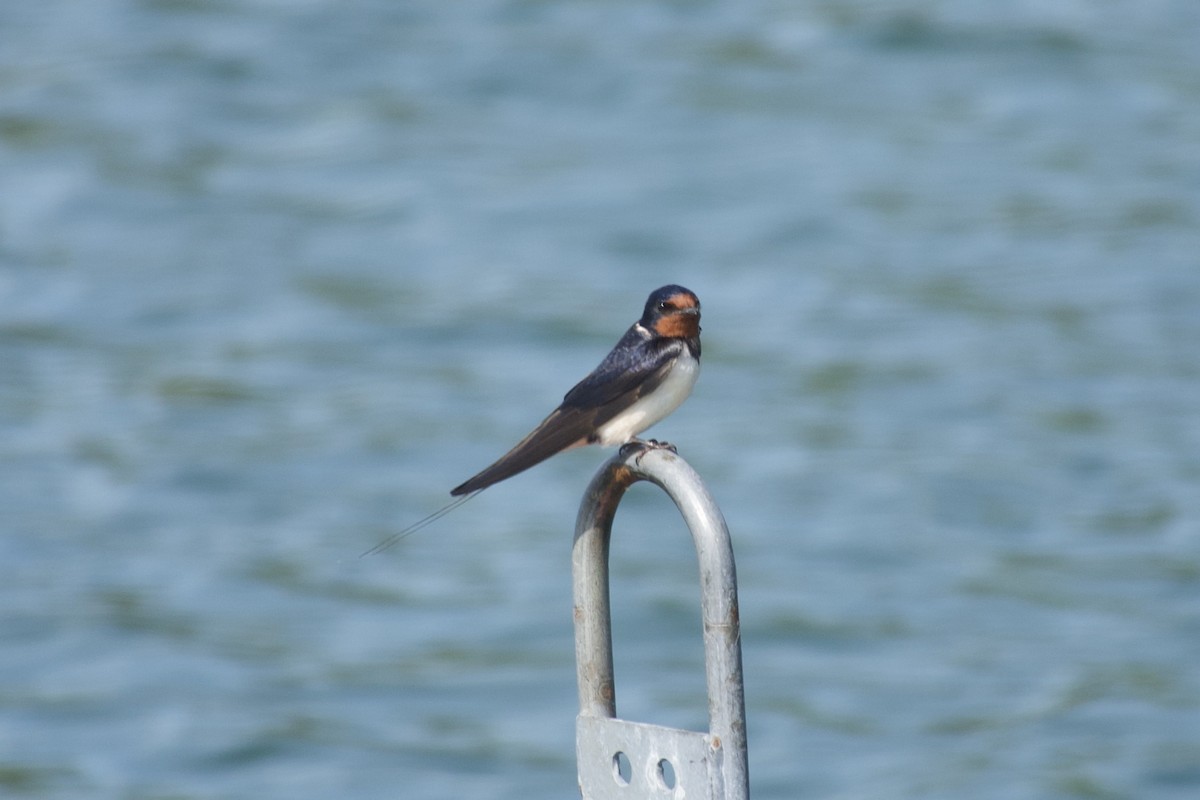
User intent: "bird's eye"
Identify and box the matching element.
[658,301,671,311]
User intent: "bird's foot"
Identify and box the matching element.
[618,440,645,459]
[620,437,678,464]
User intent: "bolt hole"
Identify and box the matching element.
[657,758,676,790]
[612,751,631,785]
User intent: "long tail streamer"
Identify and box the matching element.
[359,490,483,557]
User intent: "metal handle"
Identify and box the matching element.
[573,445,748,799]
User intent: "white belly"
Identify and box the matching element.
[593,351,699,446]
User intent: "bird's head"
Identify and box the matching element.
[642,285,701,339]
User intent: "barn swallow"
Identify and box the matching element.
[361,285,701,556]
[450,284,702,496]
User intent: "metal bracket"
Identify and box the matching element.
[573,445,748,799]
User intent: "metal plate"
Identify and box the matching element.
[577,715,720,799]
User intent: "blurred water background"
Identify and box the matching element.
[3,1,1199,798]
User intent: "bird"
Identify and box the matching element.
[450,284,702,496]
[361,284,701,556]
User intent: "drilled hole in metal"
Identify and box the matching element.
[657,758,676,790]
[612,751,632,785]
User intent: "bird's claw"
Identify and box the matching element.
[618,440,645,459]
[621,438,678,465]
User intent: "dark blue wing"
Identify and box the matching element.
[561,327,682,411]
[449,329,682,496]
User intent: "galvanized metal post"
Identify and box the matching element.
[573,445,748,799]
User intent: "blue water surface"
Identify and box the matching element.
[2,2,1199,798]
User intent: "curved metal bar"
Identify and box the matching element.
[573,444,748,799]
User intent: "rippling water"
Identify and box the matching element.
[3,2,1199,798]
